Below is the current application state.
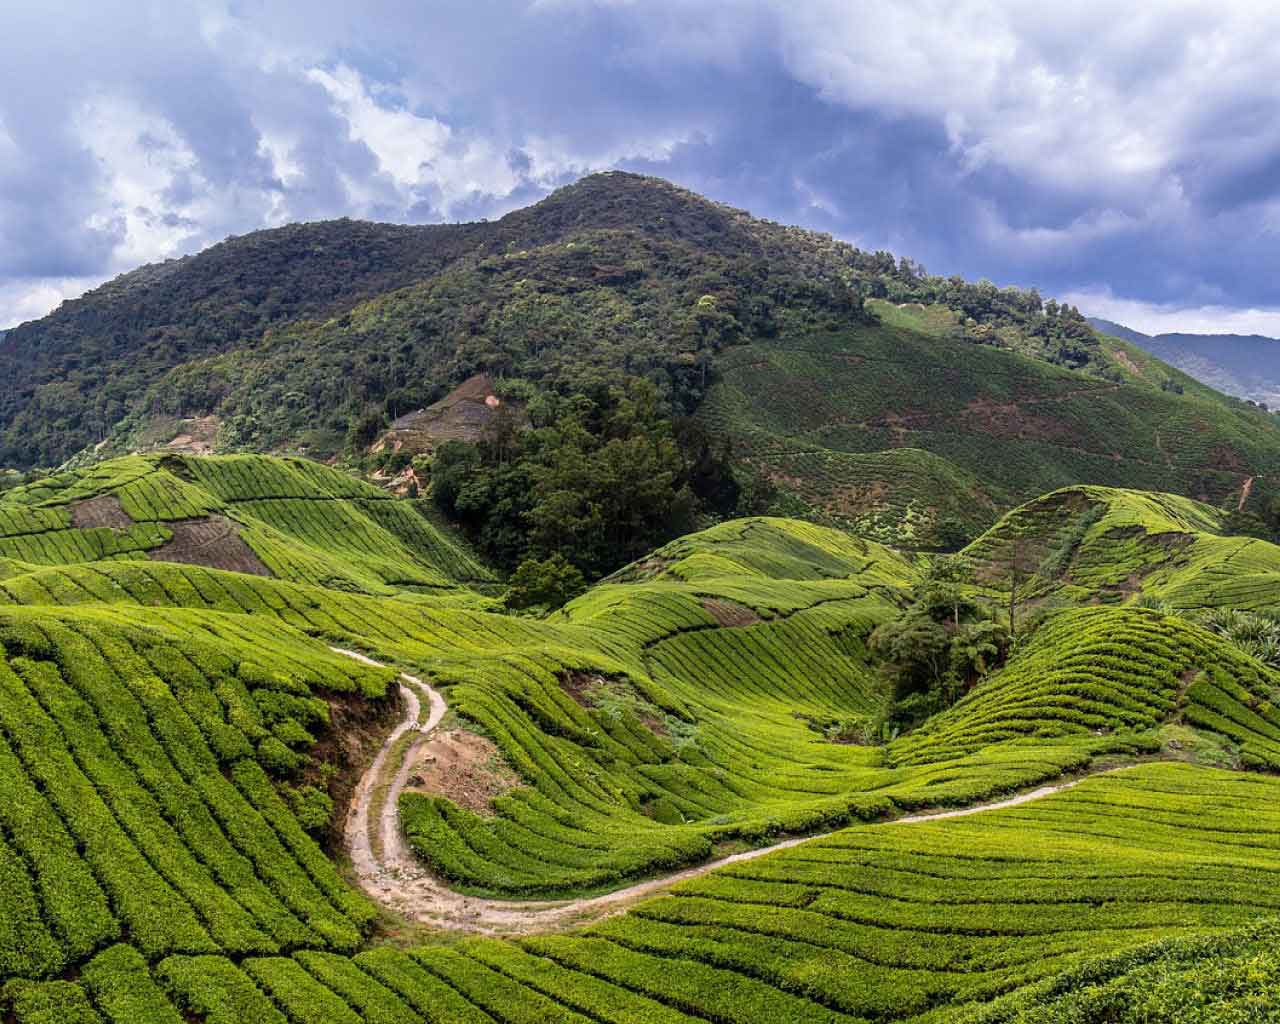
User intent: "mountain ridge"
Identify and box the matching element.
[1090,316,1280,407]
[6,172,1280,552]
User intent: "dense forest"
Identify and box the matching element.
[3,173,1132,470]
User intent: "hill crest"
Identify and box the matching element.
[5,173,1280,553]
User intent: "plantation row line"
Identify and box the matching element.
[0,555,1152,900]
[0,506,73,539]
[8,765,1277,1024]
[0,453,494,593]
[0,610,389,976]
[3,932,862,1024]
[3,456,159,509]
[234,499,459,589]
[889,606,1280,767]
[0,522,169,569]
[177,454,396,505]
[110,471,220,522]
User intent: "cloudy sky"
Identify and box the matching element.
[3,0,1280,335]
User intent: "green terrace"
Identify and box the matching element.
[2,453,1280,1020]
[0,453,493,592]
[700,302,1277,546]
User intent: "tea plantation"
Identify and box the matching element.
[2,453,1280,1021]
[701,302,1280,544]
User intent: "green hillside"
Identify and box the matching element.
[890,605,1280,770]
[0,453,494,594]
[963,483,1280,610]
[7,173,1280,561]
[0,452,1278,1019]
[703,301,1280,545]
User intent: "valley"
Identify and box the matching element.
[3,177,1280,1022]
[1,450,1280,1020]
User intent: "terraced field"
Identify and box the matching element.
[2,453,1280,1021]
[0,454,493,592]
[963,482,1280,610]
[701,303,1277,545]
[5,761,1280,1022]
[891,605,1280,770]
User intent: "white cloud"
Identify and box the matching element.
[1066,287,1280,338]
[0,276,105,330]
[75,96,203,268]
[308,65,452,187]
[0,115,15,161]
[6,0,1280,331]
[308,64,525,212]
[764,0,1277,200]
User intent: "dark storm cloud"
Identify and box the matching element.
[2,0,1280,333]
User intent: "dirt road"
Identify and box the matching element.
[335,648,1125,935]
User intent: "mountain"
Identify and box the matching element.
[6,172,1280,551]
[707,301,1279,546]
[1091,316,1280,407]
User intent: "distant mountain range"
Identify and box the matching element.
[1090,317,1280,408]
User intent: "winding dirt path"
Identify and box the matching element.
[335,648,1128,935]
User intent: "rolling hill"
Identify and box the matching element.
[962,483,1280,611]
[0,453,1279,1019]
[704,301,1280,545]
[6,173,1280,554]
[0,453,493,594]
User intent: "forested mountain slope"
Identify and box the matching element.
[6,173,1280,555]
[706,301,1280,545]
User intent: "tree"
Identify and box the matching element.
[504,554,586,611]
[346,409,385,452]
[932,516,971,553]
[916,554,975,625]
[949,619,1007,681]
[868,612,951,705]
[429,377,714,580]
[989,536,1038,640]
[430,441,482,517]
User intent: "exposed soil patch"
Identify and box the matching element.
[1175,668,1201,711]
[959,397,1073,444]
[1113,349,1145,379]
[1107,572,1145,598]
[69,494,133,530]
[701,597,762,627]
[829,480,891,516]
[560,671,670,737]
[1240,475,1255,512]
[149,515,272,576]
[561,670,603,707]
[404,729,522,816]
[377,374,527,456]
[1210,444,1246,472]
[305,688,403,849]
[370,466,425,497]
[166,415,220,455]
[603,555,680,585]
[765,469,808,491]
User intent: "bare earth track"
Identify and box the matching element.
[335,648,1131,935]
[149,514,271,576]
